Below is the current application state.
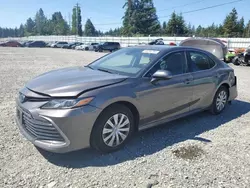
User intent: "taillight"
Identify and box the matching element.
[229,71,236,86]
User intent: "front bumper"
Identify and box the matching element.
[16,98,101,153]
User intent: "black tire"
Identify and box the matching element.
[210,86,229,115]
[233,58,240,65]
[85,47,89,51]
[90,104,134,153]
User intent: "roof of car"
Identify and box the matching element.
[128,45,206,53]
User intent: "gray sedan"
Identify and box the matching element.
[16,46,237,153]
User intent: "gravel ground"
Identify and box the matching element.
[0,47,250,188]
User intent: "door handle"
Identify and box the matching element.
[184,79,192,84]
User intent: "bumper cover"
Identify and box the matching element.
[16,100,101,153]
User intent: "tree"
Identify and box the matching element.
[35,8,47,35]
[162,21,167,34]
[72,5,83,36]
[84,19,96,36]
[223,8,239,37]
[19,24,25,37]
[25,18,35,35]
[50,12,70,35]
[238,17,244,37]
[245,20,250,37]
[166,12,187,36]
[122,0,161,36]
[104,27,121,36]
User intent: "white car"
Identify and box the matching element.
[75,43,99,51]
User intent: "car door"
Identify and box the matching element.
[186,50,217,110]
[136,51,194,126]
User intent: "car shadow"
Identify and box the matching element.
[38,99,250,168]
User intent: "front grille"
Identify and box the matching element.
[21,110,64,142]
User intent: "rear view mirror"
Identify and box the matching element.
[151,70,172,84]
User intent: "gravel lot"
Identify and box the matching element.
[0,47,250,188]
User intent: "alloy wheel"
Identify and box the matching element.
[216,90,227,112]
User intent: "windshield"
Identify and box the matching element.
[89,48,159,76]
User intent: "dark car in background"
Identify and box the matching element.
[16,46,237,153]
[95,42,120,52]
[0,40,22,47]
[26,41,46,48]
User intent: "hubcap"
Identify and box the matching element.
[102,113,130,147]
[216,90,227,111]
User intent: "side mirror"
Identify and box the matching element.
[151,70,173,84]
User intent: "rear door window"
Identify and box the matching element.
[187,51,216,72]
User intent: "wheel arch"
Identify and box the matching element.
[89,99,140,147]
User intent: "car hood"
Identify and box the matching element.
[26,66,128,97]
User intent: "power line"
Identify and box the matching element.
[94,0,244,26]
[158,0,205,12]
[160,0,244,18]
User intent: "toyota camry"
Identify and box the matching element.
[16,46,237,153]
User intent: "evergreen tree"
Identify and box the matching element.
[223,8,239,37]
[245,20,250,37]
[84,19,96,36]
[162,21,167,34]
[166,12,187,36]
[25,18,35,35]
[50,12,70,35]
[122,0,161,36]
[35,8,47,35]
[19,24,25,37]
[72,5,83,36]
[238,17,245,37]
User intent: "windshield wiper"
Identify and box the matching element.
[97,68,113,74]
[84,65,94,70]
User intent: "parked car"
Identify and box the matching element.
[51,41,68,48]
[179,38,228,61]
[148,38,165,45]
[75,42,99,51]
[84,42,99,51]
[0,40,22,47]
[95,42,120,52]
[232,46,250,66]
[16,46,237,153]
[75,43,86,50]
[70,42,83,49]
[26,41,46,48]
[225,49,236,63]
[61,42,81,49]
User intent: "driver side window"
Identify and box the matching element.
[146,51,187,77]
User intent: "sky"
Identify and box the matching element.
[0,0,249,31]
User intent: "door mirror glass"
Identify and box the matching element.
[151,70,172,83]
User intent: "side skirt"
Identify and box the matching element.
[138,108,204,131]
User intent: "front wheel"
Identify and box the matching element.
[91,104,134,153]
[210,86,228,115]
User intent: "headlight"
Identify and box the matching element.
[41,97,94,109]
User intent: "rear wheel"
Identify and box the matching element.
[91,104,134,153]
[210,86,228,115]
[233,58,240,65]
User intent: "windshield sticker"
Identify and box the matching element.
[142,50,159,54]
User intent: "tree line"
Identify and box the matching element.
[0,0,249,38]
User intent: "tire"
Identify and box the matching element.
[85,47,89,51]
[91,104,134,153]
[210,86,229,115]
[233,58,240,65]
